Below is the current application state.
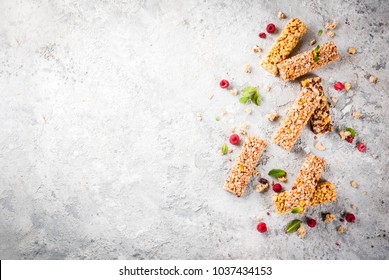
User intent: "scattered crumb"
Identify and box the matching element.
[351,204,358,210]
[297,225,306,238]
[244,64,251,73]
[229,127,235,133]
[256,216,263,221]
[263,85,271,92]
[255,182,269,193]
[196,113,202,121]
[344,82,351,91]
[351,181,358,188]
[252,45,262,53]
[327,30,335,38]
[221,109,227,116]
[253,170,259,176]
[337,226,344,234]
[369,75,377,84]
[339,130,351,140]
[266,112,279,122]
[278,11,286,19]
[241,122,249,129]
[228,149,233,154]
[278,176,287,182]
[363,191,368,195]
[238,128,247,136]
[352,111,361,119]
[325,21,337,30]
[348,47,357,54]
[372,153,378,159]
[208,93,214,100]
[315,142,326,151]
[324,213,335,223]
[244,108,252,114]
[230,88,238,96]
[310,39,316,46]
[331,96,338,103]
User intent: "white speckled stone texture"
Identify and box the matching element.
[0,0,388,259]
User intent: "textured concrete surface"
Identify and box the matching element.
[0,0,388,260]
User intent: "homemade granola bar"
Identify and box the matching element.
[273,78,322,151]
[261,18,307,75]
[224,135,267,197]
[284,154,326,210]
[273,181,336,214]
[277,42,339,81]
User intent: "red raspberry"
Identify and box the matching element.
[229,134,240,145]
[334,82,344,91]
[257,222,267,233]
[259,32,266,38]
[272,183,282,193]
[219,79,229,89]
[357,143,366,152]
[306,218,317,228]
[346,136,354,143]
[266,23,276,33]
[345,213,355,223]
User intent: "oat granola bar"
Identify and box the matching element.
[273,78,322,151]
[261,18,307,75]
[224,135,267,197]
[277,42,339,81]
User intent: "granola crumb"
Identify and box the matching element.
[324,213,335,223]
[241,122,250,129]
[257,216,263,221]
[278,11,286,19]
[278,176,287,182]
[228,148,233,154]
[244,64,251,73]
[252,45,262,53]
[331,96,338,103]
[255,182,269,193]
[337,226,344,234]
[310,39,316,46]
[327,30,335,38]
[230,88,238,96]
[229,127,235,133]
[351,180,358,188]
[221,109,227,116]
[369,75,377,84]
[266,112,279,122]
[263,85,271,92]
[244,108,252,114]
[297,225,306,238]
[351,204,358,210]
[363,191,368,195]
[352,111,361,119]
[325,21,337,30]
[344,82,351,91]
[339,130,351,140]
[208,93,214,100]
[238,128,247,136]
[315,142,326,151]
[196,113,202,121]
[348,47,357,54]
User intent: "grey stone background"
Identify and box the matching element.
[0,0,388,259]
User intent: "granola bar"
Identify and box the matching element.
[273,78,322,151]
[277,42,339,81]
[224,135,267,197]
[261,18,307,75]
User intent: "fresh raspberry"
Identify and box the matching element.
[345,213,355,223]
[272,183,282,193]
[346,136,354,143]
[306,218,317,228]
[334,82,344,91]
[266,23,276,33]
[259,32,266,38]
[259,178,268,184]
[229,134,240,145]
[257,222,267,233]
[219,79,229,89]
[357,143,366,152]
[340,218,345,222]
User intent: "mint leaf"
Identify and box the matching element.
[317,29,323,36]
[221,143,228,155]
[268,169,286,178]
[242,86,257,96]
[285,219,301,233]
[346,127,356,138]
[291,207,303,214]
[251,92,260,106]
[216,115,220,121]
[240,86,260,106]
[313,45,320,62]
[239,96,250,104]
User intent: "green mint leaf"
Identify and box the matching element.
[216,115,220,121]
[285,219,301,233]
[313,45,320,62]
[251,92,261,106]
[239,96,250,104]
[346,127,356,138]
[268,169,286,178]
[242,86,257,96]
[314,45,320,52]
[291,207,303,214]
[317,29,323,36]
[221,143,228,155]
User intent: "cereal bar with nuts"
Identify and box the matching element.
[224,135,267,197]
[261,18,307,75]
[273,78,322,151]
[277,42,339,81]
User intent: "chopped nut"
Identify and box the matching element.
[196,113,202,121]
[297,225,306,238]
[255,182,269,193]
[351,204,358,210]
[369,75,377,84]
[327,30,335,38]
[352,111,361,119]
[221,109,227,116]
[310,39,316,46]
[208,93,214,100]
[324,213,335,223]
[244,108,252,114]
[278,176,287,182]
[315,142,326,151]
[331,96,338,103]
[228,148,233,154]
[363,191,368,195]
[278,11,286,19]
[230,88,238,96]
[339,130,351,140]
[348,47,356,54]
[244,64,251,73]
[252,45,262,53]
[263,85,271,92]
[344,82,351,91]
[337,226,344,234]
[238,128,247,136]
[266,112,279,122]
[325,21,337,30]
[351,181,358,188]
[241,122,249,129]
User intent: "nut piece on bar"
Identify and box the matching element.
[284,153,326,210]
[261,18,307,75]
[224,135,267,197]
[273,78,322,151]
[277,42,339,81]
[301,77,333,134]
[273,181,336,214]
